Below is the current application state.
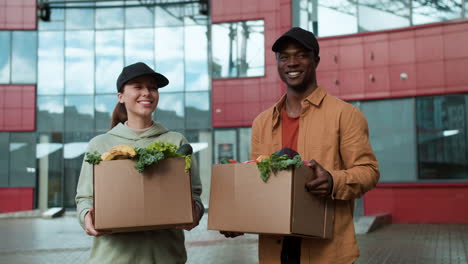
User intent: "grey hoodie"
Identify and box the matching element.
[75,122,203,264]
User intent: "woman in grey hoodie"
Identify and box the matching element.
[75,62,204,264]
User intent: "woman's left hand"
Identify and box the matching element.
[176,201,203,231]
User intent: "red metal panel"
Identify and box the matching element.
[364,40,389,68]
[443,31,468,60]
[389,37,415,65]
[389,64,417,97]
[0,0,36,30]
[364,184,468,223]
[0,187,34,213]
[415,35,443,62]
[338,69,365,100]
[317,71,339,97]
[415,61,445,90]
[243,102,262,124]
[338,43,364,70]
[318,46,339,71]
[445,58,468,87]
[364,67,390,98]
[0,85,36,132]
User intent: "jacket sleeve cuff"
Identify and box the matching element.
[329,170,346,200]
[78,208,91,229]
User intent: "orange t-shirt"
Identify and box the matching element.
[281,105,299,151]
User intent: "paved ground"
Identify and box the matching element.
[1,214,467,264]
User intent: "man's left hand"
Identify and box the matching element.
[177,201,203,231]
[304,159,334,198]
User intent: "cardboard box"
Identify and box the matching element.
[208,163,334,238]
[93,157,194,232]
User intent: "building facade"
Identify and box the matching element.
[1,0,468,223]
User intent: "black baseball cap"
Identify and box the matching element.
[272,27,320,57]
[116,62,169,92]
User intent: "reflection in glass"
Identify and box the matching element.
[65,3,95,30]
[413,0,462,25]
[358,0,410,32]
[317,0,357,36]
[125,29,154,67]
[95,95,118,132]
[155,6,184,27]
[9,132,36,187]
[185,92,210,129]
[0,133,9,186]
[38,8,65,30]
[96,30,124,94]
[96,1,124,29]
[37,96,64,132]
[12,31,37,84]
[212,20,264,78]
[239,127,252,162]
[38,31,65,95]
[155,93,185,129]
[361,98,417,182]
[155,27,184,92]
[214,129,237,163]
[65,96,94,132]
[0,32,11,83]
[416,95,467,180]
[65,31,94,95]
[185,25,209,90]
[125,6,154,28]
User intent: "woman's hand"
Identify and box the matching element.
[84,208,112,236]
[177,201,203,231]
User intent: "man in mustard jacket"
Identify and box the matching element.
[224,27,380,263]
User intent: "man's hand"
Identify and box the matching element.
[219,231,244,238]
[177,201,203,231]
[84,208,112,236]
[304,159,334,198]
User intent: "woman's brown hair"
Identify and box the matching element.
[110,102,127,129]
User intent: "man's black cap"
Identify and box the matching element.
[272,27,320,57]
[116,62,169,92]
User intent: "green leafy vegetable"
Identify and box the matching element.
[256,154,302,182]
[134,142,192,173]
[85,151,102,165]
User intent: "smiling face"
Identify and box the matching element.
[276,40,320,93]
[117,75,159,122]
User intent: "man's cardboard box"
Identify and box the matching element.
[93,157,194,232]
[208,163,334,238]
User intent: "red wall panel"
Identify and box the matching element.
[364,184,468,223]
[0,0,37,30]
[0,187,34,213]
[0,85,36,132]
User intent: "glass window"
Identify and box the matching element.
[155,93,185,130]
[412,0,463,25]
[9,132,36,187]
[358,0,410,32]
[0,32,11,84]
[239,127,252,162]
[65,96,94,132]
[65,31,94,95]
[185,25,209,90]
[95,95,118,133]
[214,129,237,163]
[155,6,184,27]
[212,20,264,78]
[125,6,154,28]
[155,27,184,93]
[0,133,9,186]
[38,31,65,95]
[317,0,357,37]
[37,132,64,207]
[95,1,124,29]
[185,92,211,129]
[65,3,95,30]
[125,29,154,67]
[38,8,65,30]
[11,31,37,84]
[416,94,467,180]
[361,98,417,182]
[37,96,64,132]
[95,30,124,94]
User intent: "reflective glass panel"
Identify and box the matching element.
[65,96,94,132]
[95,1,124,29]
[95,95,118,133]
[185,25,209,90]
[185,92,210,129]
[38,8,65,30]
[155,27,184,92]
[65,31,94,95]
[212,23,235,78]
[241,20,265,77]
[95,30,124,94]
[416,94,468,180]
[37,96,64,132]
[12,31,37,84]
[0,133,9,186]
[65,3,95,30]
[358,0,410,32]
[239,127,252,162]
[9,132,36,187]
[214,129,237,163]
[361,98,417,182]
[317,0,357,37]
[155,6,184,27]
[0,32,11,83]
[38,31,65,95]
[413,0,463,25]
[125,29,154,67]
[155,93,185,129]
[125,6,154,28]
